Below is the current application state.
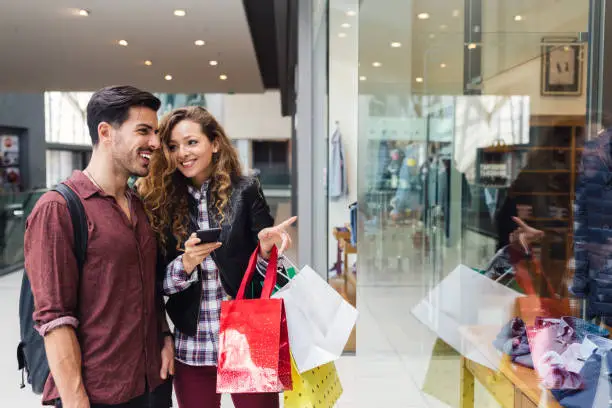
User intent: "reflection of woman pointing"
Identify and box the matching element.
[139,106,295,408]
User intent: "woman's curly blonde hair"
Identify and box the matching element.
[138,106,242,252]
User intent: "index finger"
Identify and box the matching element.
[278,216,297,228]
[512,217,529,229]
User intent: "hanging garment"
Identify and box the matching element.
[329,128,349,200]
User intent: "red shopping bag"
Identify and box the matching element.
[513,256,570,326]
[216,245,293,393]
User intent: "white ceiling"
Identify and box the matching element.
[330,0,590,94]
[0,0,264,93]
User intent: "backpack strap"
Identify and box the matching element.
[53,183,88,271]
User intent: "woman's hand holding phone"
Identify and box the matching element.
[182,233,222,275]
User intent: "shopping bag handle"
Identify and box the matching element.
[236,244,279,300]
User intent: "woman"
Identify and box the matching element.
[138,106,295,408]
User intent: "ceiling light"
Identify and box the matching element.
[372,62,382,67]
[220,74,228,81]
[429,34,436,39]
[144,60,153,66]
[194,40,205,46]
[118,40,128,46]
[440,63,447,68]
[338,33,347,38]
[440,24,448,30]
[452,10,460,17]
[564,46,571,52]
[164,74,173,81]
[174,9,186,17]
[209,60,218,66]
[346,10,357,17]
[359,76,367,81]
[341,23,351,28]
[416,77,424,83]
[391,42,402,48]
[78,9,90,16]
[514,15,523,21]
[418,12,430,20]
[468,43,477,49]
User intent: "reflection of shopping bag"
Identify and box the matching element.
[514,256,570,325]
[421,339,460,407]
[283,357,342,408]
[273,265,358,373]
[411,265,522,370]
[217,246,292,393]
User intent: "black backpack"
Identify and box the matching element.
[17,183,88,394]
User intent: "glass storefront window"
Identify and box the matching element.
[44,92,92,145]
[325,0,608,406]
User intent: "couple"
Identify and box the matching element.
[24,85,295,408]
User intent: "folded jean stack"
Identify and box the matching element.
[494,316,611,407]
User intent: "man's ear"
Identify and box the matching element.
[98,122,112,144]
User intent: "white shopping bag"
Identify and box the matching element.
[411,264,522,370]
[273,265,358,373]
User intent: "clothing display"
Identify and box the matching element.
[329,127,349,200]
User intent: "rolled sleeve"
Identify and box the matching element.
[24,198,80,335]
[163,255,199,295]
[37,316,79,337]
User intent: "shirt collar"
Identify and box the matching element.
[67,170,138,202]
[67,170,100,199]
[187,180,210,199]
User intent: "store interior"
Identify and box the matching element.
[324,0,597,406]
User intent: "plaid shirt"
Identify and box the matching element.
[163,181,274,366]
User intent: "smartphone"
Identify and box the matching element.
[196,228,222,244]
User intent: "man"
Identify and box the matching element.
[24,86,174,408]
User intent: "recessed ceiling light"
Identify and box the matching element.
[220,74,228,81]
[338,32,347,38]
[440,24,448,30]
[418,12,430,20]
[174,9,186,17]
[372,62,382,67]
[164,74,173,81]
[209,60,219,66]
[416,77,424,83]
[440,63,447,68]
[78,9,90,16]
[391,42,402,48]
[468,43,477,50]
[514,15,523,21]
[452,10,460,17]
[194,40,205,46]
[341,23,351,28]
[346,10,357,17]
[144,60,153,66]
[359,76,367,81]
[429,34,436,39]
[118,40,128,46]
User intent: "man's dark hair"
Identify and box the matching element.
[86,85,161,145]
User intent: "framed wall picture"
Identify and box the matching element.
[541,36,583,96]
